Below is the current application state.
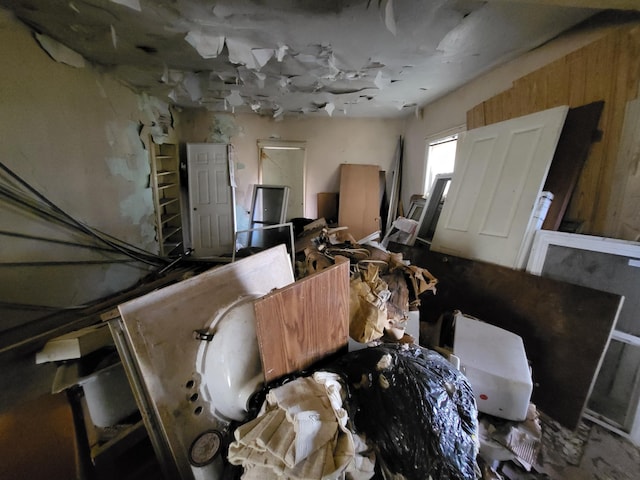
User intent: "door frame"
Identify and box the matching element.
[257,140,307,219]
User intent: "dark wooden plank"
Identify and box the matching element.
[254,258,350,383]
[317,192,338,222]
[390,244,621,430]
[542,101,604,231]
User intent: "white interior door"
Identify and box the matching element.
[259,141,305,220]
[430,106,568,268]
[187,143,235,257]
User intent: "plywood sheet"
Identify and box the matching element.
[391,243,622,430]
[255,258,350,383]
[338,164,380,241]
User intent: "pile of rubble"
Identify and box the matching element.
[294,218,438,346]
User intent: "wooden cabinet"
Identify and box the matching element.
[149,141,184,257]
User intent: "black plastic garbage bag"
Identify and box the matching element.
[327,344,479,480]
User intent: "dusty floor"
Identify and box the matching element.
[498,413,640,479]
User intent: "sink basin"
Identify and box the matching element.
[195,295,264,422]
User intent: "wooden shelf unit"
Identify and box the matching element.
[149,141,183,257]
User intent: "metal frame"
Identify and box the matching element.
[258,140,306,219]
[413,173,453,246]
[527,230,640,445]
[233,222,295,266]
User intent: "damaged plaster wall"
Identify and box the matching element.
[0,8,169,335]
[401,18,625,211]
[178,110,405,220]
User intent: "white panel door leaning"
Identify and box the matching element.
[187,143,236,257]
[431,106,568,269]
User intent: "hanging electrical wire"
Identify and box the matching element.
[0,160,167,266]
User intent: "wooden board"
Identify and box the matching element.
[338,164,381,241]
[542,101,604,231]
[317,192,338,222]
[254,258,350,384]
[391,244,622,430]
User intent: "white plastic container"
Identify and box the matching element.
[453,312,533,421]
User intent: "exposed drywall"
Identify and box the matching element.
[0,9,171,340]
[179,111,404,220]
[400,18,626,210]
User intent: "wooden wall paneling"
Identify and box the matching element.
[528,69,550,114]
[566,34,615,233]
[545,57,570,107]
[623,27,640,101]
[592,32,630,233]
[512,76,534,118]
[254,257,350,384]
[483,95,505,126]
[600,28,640,235]
[466,104,485,130]
[566,48,587,107]
[501,87,518,122]
[390,244,622,430]
[608,98,640,239]
[575,32,618,233]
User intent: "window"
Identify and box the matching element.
[423,133,459,194]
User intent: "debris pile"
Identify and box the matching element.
[294,218,437,345]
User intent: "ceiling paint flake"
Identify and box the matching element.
[110,24,117,49]
[374,71,390,90]
[254,72,267,89]
[226,90,244,107]
[325,102,335,116]
[251,48,275,69]
[185,30,225,59]
[161,64,169,83]
[8,0,600,117]
[227,37,261,70]
[110,0,141,12]
[182,72,203,102]
[383,0,397,36]
[213,3,233,19]
[34,33,86,68]
[276,45,289,62]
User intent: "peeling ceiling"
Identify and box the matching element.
[2,0,633,117]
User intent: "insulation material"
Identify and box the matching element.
[228,372,374,480]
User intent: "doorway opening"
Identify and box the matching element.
[257,140,306,221]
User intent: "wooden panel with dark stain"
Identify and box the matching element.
[542,101,604,231]
[391,244,621,430]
